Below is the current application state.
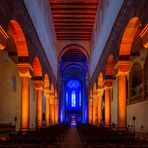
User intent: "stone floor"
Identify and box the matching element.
[61,127,82,148]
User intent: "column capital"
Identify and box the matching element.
[114,60,131,76]
[97,85,104,97]
[0,26,9,50]
[34,79,43,90]
[17,63,33,78]
[104,79,112,89]
[44,88,50,97]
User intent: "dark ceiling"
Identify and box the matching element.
[49,0,98,40]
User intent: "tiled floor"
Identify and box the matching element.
[61,127,82,148]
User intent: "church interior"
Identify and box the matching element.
[0,0,148,147]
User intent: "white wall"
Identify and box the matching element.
[90,0,123,77]
[111,78,118,125]
[24,0,57,77]
[127,100,148,132]
[0,51,21,131]
[0,51,37,131]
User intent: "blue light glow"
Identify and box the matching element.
[71,91,76,107]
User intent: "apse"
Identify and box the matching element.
[58,46,88,124]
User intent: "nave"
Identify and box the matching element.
[1,124,148,148]
[0,0,148,147]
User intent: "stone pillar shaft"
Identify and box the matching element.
[21,77,29,129]
[37,89,42,128]
[105,89,111,127]
[98,95,102,126]
[45,91,50,127]
[118,74,127,130]
[17,63,32,131]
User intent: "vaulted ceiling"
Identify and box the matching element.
[49,0,98,41]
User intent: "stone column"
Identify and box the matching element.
[104,80,112,128]
[114,60,131,130]
[17,63,32,131]
[44,88,50,127]
[93,92,98,125]
[0,26,9,50]
[54,95,59,124]
[97,87,104,127]
[34,80,43,128]
[88,96,93,124]
[49,92,55,125]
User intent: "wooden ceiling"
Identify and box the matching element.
[49,0,98,40]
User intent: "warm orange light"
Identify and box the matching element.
[49,94,55,125]
[119,17,141,55]
[118,75,127,130]
[97,88,103,127]
[21,77,29,129]
[8,19,29,56]
[105,55,114,75]
[0,25,9,50]
[45,90,50,127]
[139,24,148,48]
[88,98,93,124]
[105,89,111,128]
[93,93,98,125]
[37,89,42,128]
[33,57,42,77]
[54,98,59,124]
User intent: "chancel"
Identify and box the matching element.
[0,0,148,147]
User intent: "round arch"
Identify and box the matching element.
[98,72,104,86]
[105,55,114,75]
[62,63,86,77]
[33,57,42,77]
[8,19,29,57]
[58,44,89,61]
[119,16,141,56]
[50,83,54,93]
[44,74,50,88]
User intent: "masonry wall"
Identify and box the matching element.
[0,51,21,131]
[0,51,37,131]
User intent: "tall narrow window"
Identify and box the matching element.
[79,91,81,106]
[66,92,68,106]
[71,91,76,107]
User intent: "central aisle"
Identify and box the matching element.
[61,127,83,148]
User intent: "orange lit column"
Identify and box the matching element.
[89,96,93,124]
[49,92,55,125]
[44,88,50,127]
[17,63,32,131]
[34,80,43,128]
[115,61,131,130]
[97,87,104,127]
[93,92,98,125]
[104,80,112,128]
[54,97,59,124]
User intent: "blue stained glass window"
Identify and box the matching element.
[71,91,76,107]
